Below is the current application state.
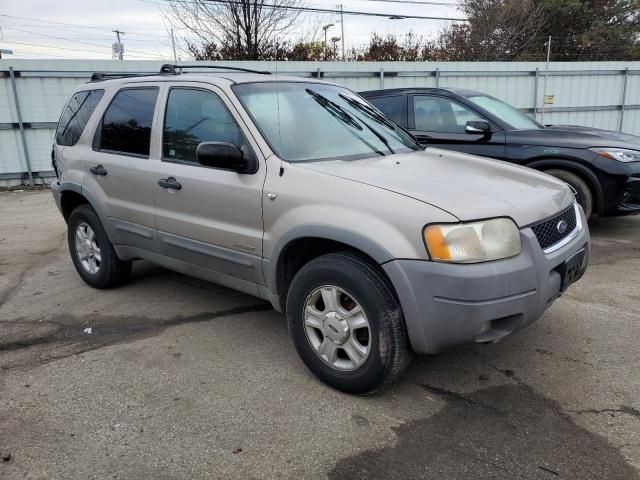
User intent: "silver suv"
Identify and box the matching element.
[51,65,590,394]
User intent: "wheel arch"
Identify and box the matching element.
[267,226,396,313]
[58,184,116,241]
[526,158,604,216]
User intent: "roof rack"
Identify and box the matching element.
[159,64,271,75]
[90,72,155,82]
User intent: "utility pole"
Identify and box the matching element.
[171,28,177,63]
[541,35,551,125]
[339,4,345,61]
[113,29,124,60]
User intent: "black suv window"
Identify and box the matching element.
[163,88,250,164]
[367,95,406,127]
[98,87,158,157]
[56,89,104,146]
[413,96,482,134]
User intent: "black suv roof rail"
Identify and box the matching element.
[159,64,271,75]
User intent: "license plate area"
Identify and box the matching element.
[557,248,587,292]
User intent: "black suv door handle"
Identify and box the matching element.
[158,177,182,190]
[90,164,107,176]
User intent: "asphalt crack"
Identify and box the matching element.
[1,303,271,370]
[570,406,640,419]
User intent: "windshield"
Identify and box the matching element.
[233,82,422,162]
[468,95,542,130]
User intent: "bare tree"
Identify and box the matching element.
[163,0,305,60]
[428,0,548,61]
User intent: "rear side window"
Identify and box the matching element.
[98,87,158,157]
[56,89,104,146]
[367,95,406,127]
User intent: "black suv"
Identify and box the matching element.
[360,87,640,219]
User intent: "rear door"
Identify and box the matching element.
[409,94,506,159]
[151,83,266,286]
[83,83,163,253]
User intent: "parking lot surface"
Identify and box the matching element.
[1,190,639,479]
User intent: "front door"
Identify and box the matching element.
[84,84,162,252]
[409,94,506,159]
[152,84,266,286]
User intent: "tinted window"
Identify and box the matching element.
[56,89,104,146]
[368,95,406,126]
[99,88,158,156]
[163,88,250,164]
[413,96,483,134]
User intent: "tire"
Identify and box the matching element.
[286,252,412,394]
[545,169,594,219]
[67,204,131,289]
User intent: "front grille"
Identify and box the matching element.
[531,205,577,250]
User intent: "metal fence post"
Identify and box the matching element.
[435,67,440,87]
[9,67,34,188]
[533,68,539,120]
[379,68,384,89]
[619,67,629,132]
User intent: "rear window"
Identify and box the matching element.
[367,95,406,127]
[55,89,104,146]
[97,87,159,157]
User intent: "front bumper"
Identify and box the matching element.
[383,207,590,355]
[616,175,640,214]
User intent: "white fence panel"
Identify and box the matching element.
[1,59,639,185]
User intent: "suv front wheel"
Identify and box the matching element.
[286,252,412,394]
[68,204,131,288]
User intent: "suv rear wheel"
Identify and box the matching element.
[286,252,412,394]
[545,169,594,219]
[68,204,131,288]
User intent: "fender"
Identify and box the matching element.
[526,158,604,216]
[56,181,118,242]
[265,224,395,297]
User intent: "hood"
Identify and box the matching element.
[511,125,640,149]
[295,148,574,227]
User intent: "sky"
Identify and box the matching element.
[0,0,464,60]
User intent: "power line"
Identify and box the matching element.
[0,40,165,59]
[2,26,165,58]
[145,0,467,21]
[362,0,460,6]
[0,13,167,37]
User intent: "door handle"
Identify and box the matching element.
[90,164,107,176]
[158,177,182,190]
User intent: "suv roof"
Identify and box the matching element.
[360,87,484,98]
[86,64,323,87]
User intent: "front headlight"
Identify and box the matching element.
[590,147,640,163]
[423,218,521,263]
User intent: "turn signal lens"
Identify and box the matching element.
[423,218,521,263]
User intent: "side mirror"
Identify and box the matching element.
[465,120,492,135]
[196,142,250,173]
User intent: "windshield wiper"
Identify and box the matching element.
[306,89,362,131]
[307,89,396,154]
[338,94,397,130]
[339,94,422,150]
[306,89,389,157]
